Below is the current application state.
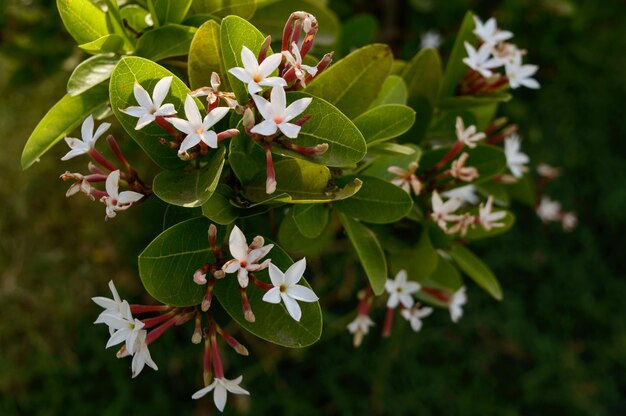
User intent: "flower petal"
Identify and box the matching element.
[222,259,241,274]
[105,170,121,199]
[120,106,148,118]
[283,97,312,121]
[286,284,318,302]
[228,67,252,83]
[168,117,194,135]
[152,76,172,108]
[268,262,285,287]
[91,122,111,145]
[178,133,201,153]
[284,257,306,286]
[191,382,216,400]
[133,81,153,110]
[252,94,274,120]
[200,130,218,148]
[229,226,249,261]
[258,52,283,77]
[213,383,228,412]
[270,86,286,115]
[118,190,144,204]
[277,122,301,139]
[135,114,155,130]
[281,293,302,321]
[203,106,230,129]
[262,287,281,304]
[248,244,273,263]
[155,103,177,116]
[183,95,202,126]
[250,120,278,136]
[81,115,95,143]
[240,45,259,72]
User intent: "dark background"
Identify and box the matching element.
[1,0,624,414]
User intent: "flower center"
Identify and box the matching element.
[252,73,262,83]
[240,260,248,268]
[195,128,204,134]
[273,116,283,124]
[279,284,287,293]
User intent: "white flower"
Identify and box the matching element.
[262,258,319,322]
[120,77,177,130]
[401,305,433,332]
[385,270,421,309]
[561,212,578,231]
[251,86,312,138]
[93,280,125,333]
[536,163,561,179]
[168,95,230,154]
[462,41,502,78]
[228,45,287,94]
[449,286,467,323]
[96,300,145,354]
[222,226,273,288]
[420,30,442,49]
[456,117,486,148]
[347,314,375,335]
[442,185,480,205]
[100,170,144,219]
[191,375,250,411]
[388,162,422,195]
[536,196,562,222]
[130,329,158,378]
[61,115,110,161]
[505,53,539,89]
[431,190,463,230]
[60,171,92,199]
[504,134,530,178]
[473,16,513,45]
[492,42,523,65]
[479,196,506,231]
[450,152,479,182]
[283,42,318,87]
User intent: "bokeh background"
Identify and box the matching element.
[1,0,625,414]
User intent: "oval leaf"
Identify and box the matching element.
[188,20,230,90]
[370,75,408,107]
[440,11,476,98]
[201,184,238,224]
[401,48,442,107]
[293,204,329,238]
[67,54,120,96]
[154,0,192,24]
[191,0,257,19]
[78,34,125,55]
[353,104,416,145]
[361,144,422,180]
[448,243,503,300]
[135,24,197,61]
[306,44,393,119]
[388,228,439,281]
[56,0,109,45]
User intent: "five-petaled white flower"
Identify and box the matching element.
[449,286,467,323]
[456,117,486,148]
[168,95,230,154]
[479,196,506,230]
[385,270,421,309]
[283,42,318,87]
[100,170,144,219]
[462,41,502,78]
[442,185,480,205]
[130,329,158,378]
[228,46,287,94]
[222,226,273,288]
[251,86,312,138]
[473,16,513,45]
[61,115,110,161]
[120,77,177,130]
[536,196,562,222]
[401,305,434,332]
[504,134,530,178]
[388,162,422,195]
[431,190,463,230]
[347,314,375,336]
[505,53,540,89]
[450,152,479,182]
[262,258,319,322]
[95,299,145,354]
[191,375,250,411]
[93,280,125,334]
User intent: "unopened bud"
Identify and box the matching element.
[244,310,256,323]
[242,108,255,131]
[259,35,272,62]
[193,270,207,285]
[250,235,265,249]
[313,143,329,155]
[266,177,277,194]
[235,344,249,356]
[201,298,211,312]
[213,269,225,279]
[208,224,217,244]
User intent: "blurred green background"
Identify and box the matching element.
[1,0,625,414]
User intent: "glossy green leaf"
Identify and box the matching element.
[153,148,225,207]
[361,144,422,180]
[213,239,322,348]
[188,20,230,90]
[339,213,387,295]
[278,212,333,256]
[306,44,393,119]
[56,0,109,45]
[293,204,329,238]
[135,24,197,61]
[120,5,152,33]
[271,93,367,167]
[448,243,503,300]
[388,228,439,281]
[228,135,266,185]
[370,75,408,107]
[78,34,125,55]
[353,104,416,145]
[21,83,109,169]
[244,159,363,204]
[154,0,192,24]
[220,15,267,103]
[464,210,515,240]
[201,184,238,224]
[110,56,195,169]
[162,205,202,230]
[334,175,413,224]
[402,48,442,106]
[251,0,338,46]
[67,54,119,96]
[440,11,476,98]
[191,0,257,19]
[138,217,213,306]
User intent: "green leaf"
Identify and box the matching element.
[120,5,152,33]
[188,20,230,90]
[506,174,536,207]
[191,0,257,19]
[476,181,510,206]
[370,75,408,107]
[366,142,419,156]
[334,175,413,224]
[306,44,393,119]
[463,210,515,240]
[135,24,197,61]
[21,84,109,169]
[353,104,416,145]
[293,204,329,238]
[213,240,322,348]
[271,93,367,167]
[228,134,266,184]
[110,56,195,170]
[220,15,267,103]
[67,54,120,97]
[244,159,363,204]
[401,48,442,107]
[162,204,202,230]
[138,217,213,306]
[56,0,109,45]
[201,184,238,225]
[388,228,439,281]
[78,34,125,55]
[154,0,192,24]
[251,0,338,46]
[278,212,333,256]
[361,144,422,180]
[440,11,476,98]
[153,148,226,207]
[448,243,503,300]
[338,213,387,295]
[416,257,463,307]
[439,94,512,109]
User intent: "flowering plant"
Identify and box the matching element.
[22,1,575,412]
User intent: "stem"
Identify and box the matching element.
[382,307,395,337]
[210,330,225,379]
[240,287,255,323]
[106,135,132,171]
[130,304,172,314]
[145,315,178,345]
[141,309,178,329]
[203,336,213,386]
[88,148,118,172]
[216,323,249,356]
[250,274,273,291]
